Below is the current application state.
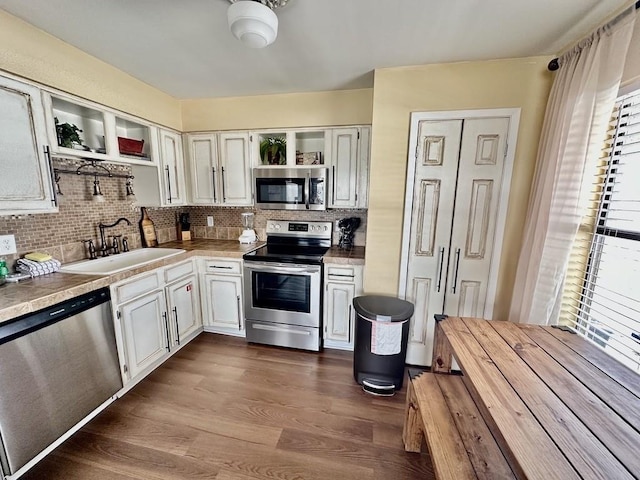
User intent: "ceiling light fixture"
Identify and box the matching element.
[227,0,289,48]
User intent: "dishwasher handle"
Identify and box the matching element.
[0,287,111,345]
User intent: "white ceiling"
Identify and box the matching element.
[0,0,632,99]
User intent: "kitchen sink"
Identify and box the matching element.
[59,248,186,275]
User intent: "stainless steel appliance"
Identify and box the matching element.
[254,167,327,210]
[0,287,122,477]
[243,220,332,351]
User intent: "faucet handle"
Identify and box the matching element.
[83,239,97,260]
[112,235,122,254]
[122,236,130,252]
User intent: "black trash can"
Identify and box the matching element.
[352,295,414,396]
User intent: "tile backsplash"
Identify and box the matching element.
[0,159,180,267]
[0,159,367,268]
[187,207,367,246]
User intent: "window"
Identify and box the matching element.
[560,88,640,372]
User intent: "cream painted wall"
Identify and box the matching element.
[365,57,553,322]
[181,89,373,131]
[0,10,181,130]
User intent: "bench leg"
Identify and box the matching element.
[403,379,424,452]
[432,318,453,374]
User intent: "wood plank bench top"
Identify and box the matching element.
[428,316,640,480]
[403,369,515,479]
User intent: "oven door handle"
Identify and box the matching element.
[252,323,312,336]
[246,263,320,275]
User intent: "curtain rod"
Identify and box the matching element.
[548,0,639,71]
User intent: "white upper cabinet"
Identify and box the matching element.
[42,91,158,166]
[219,132,252,205]
[186,133,219,204]
[186,132,252,206]
[158,128,186,206]
[251,128,330,167]
[249,126,370,209]
[0,75,56,215]
[329,126,370,209]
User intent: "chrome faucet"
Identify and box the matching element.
[98,217,132,256]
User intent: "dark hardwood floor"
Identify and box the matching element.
[22,333,434,479]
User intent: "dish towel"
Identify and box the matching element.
[371,321,403,355]
[16,258,61,277]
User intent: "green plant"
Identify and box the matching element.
[55,117,83,148]
[260,136,286,165]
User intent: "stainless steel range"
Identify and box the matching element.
[243,220,332,351]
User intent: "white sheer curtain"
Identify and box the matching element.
[509,9,636,326]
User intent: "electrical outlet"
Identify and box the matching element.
[207,216,214,227]
[0,235,17,255]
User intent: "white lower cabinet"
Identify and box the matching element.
[323,264,364,350]
[166,275,201,345]
[112,259,202,385]
[119,289,169,380]
[200,258,244,335]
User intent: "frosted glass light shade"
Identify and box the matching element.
[228,1,278,48]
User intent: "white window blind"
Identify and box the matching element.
[560,88,640,372]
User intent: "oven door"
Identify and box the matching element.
[243,261,321,328]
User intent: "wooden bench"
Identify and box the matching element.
[403,370,515,479]
[404,315,640,480]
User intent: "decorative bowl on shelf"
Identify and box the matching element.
[118,136,145,155]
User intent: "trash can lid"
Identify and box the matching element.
[352,295,414,322]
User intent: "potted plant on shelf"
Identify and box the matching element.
[55,117,84,149]
[260,137,287,165]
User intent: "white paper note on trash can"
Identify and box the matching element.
[371,320,402,355]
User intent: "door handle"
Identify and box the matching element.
[348,304,352,343]
[44,146,58,207]
[436,247,445,293]
[212,167,217,203]
[165,166,172,204]
[332,165,336,204]
[451,248,461,294]
[173,306,180,345]
[221,166,226,203]
[236,295,241,330]
[162,312,170,351]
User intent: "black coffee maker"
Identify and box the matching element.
[338,217,361,250]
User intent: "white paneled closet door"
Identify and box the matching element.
[403,114,512,366]
[444,117,509,317]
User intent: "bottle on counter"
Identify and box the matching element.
[139,207,158,248]
[0,258,8,286]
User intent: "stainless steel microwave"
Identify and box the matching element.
[254,167,327,210]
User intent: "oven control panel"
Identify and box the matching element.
[266,220,332,239]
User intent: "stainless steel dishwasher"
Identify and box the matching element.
[0,287,122,477]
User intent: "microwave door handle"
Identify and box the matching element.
[305,172,310,210]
